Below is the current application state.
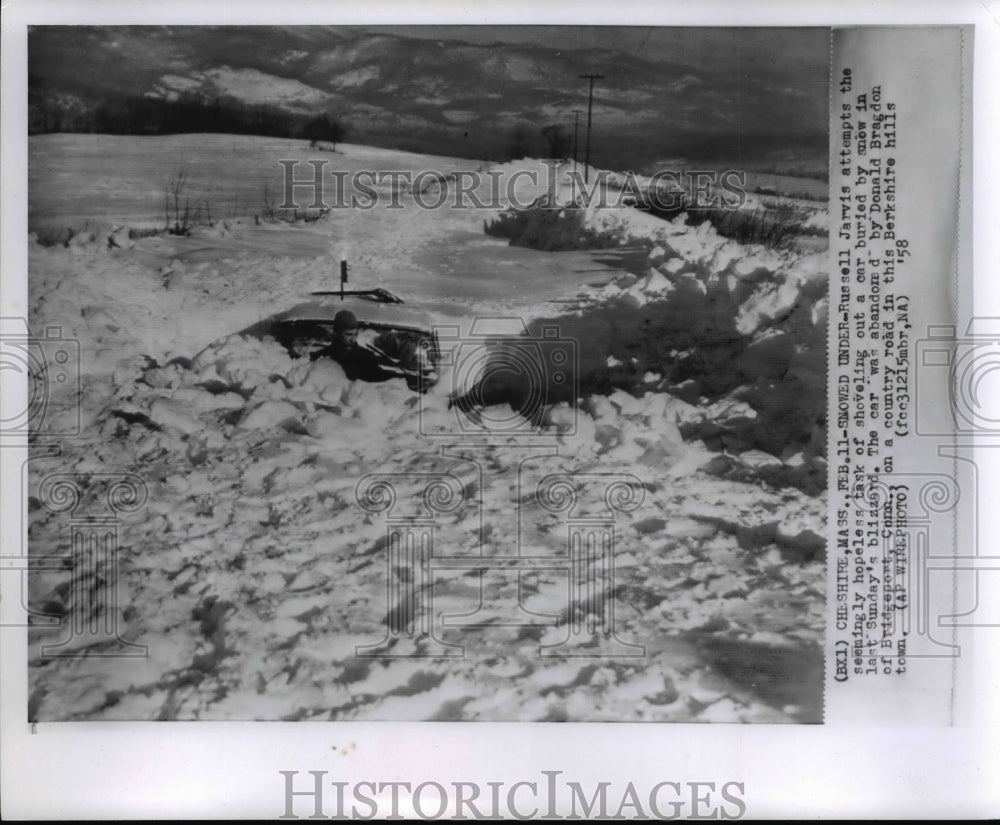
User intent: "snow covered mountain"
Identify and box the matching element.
[28,26,828,167]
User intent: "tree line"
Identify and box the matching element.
[28,87,346,145]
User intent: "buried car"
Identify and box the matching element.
[233,289,441,391]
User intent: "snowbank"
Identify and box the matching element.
[484,198,828,477]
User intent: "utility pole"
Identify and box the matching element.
[572,110,582,179]
[579,74,604,184]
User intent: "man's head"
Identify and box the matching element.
[333,309,359,349]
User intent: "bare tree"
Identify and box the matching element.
[164,168,190,234]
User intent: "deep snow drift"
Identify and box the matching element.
[25,143,827,723]
[490,193,829,494]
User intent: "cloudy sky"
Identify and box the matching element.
[362,26,830,86]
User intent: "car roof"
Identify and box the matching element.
[241,295,437,336]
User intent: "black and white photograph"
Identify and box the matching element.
[20,23,831,724]
[3,1,1000,820]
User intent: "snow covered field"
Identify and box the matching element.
[26,135,828,723]
[29,133,496,232]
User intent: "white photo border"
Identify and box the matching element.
[2,0,998,819]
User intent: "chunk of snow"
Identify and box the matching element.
[148,398,201,435]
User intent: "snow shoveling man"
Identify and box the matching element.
[310,309,434,390]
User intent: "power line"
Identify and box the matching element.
[579,74,604,184]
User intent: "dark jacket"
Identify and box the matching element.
[310,340,396,382]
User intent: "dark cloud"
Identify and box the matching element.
[361,25,829,83]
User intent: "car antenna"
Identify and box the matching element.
[340,259,348,300]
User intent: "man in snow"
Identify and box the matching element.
[310,309,399,382]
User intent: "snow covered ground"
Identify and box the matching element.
[26,136,827,723]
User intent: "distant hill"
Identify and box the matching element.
[28,26,828,170]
